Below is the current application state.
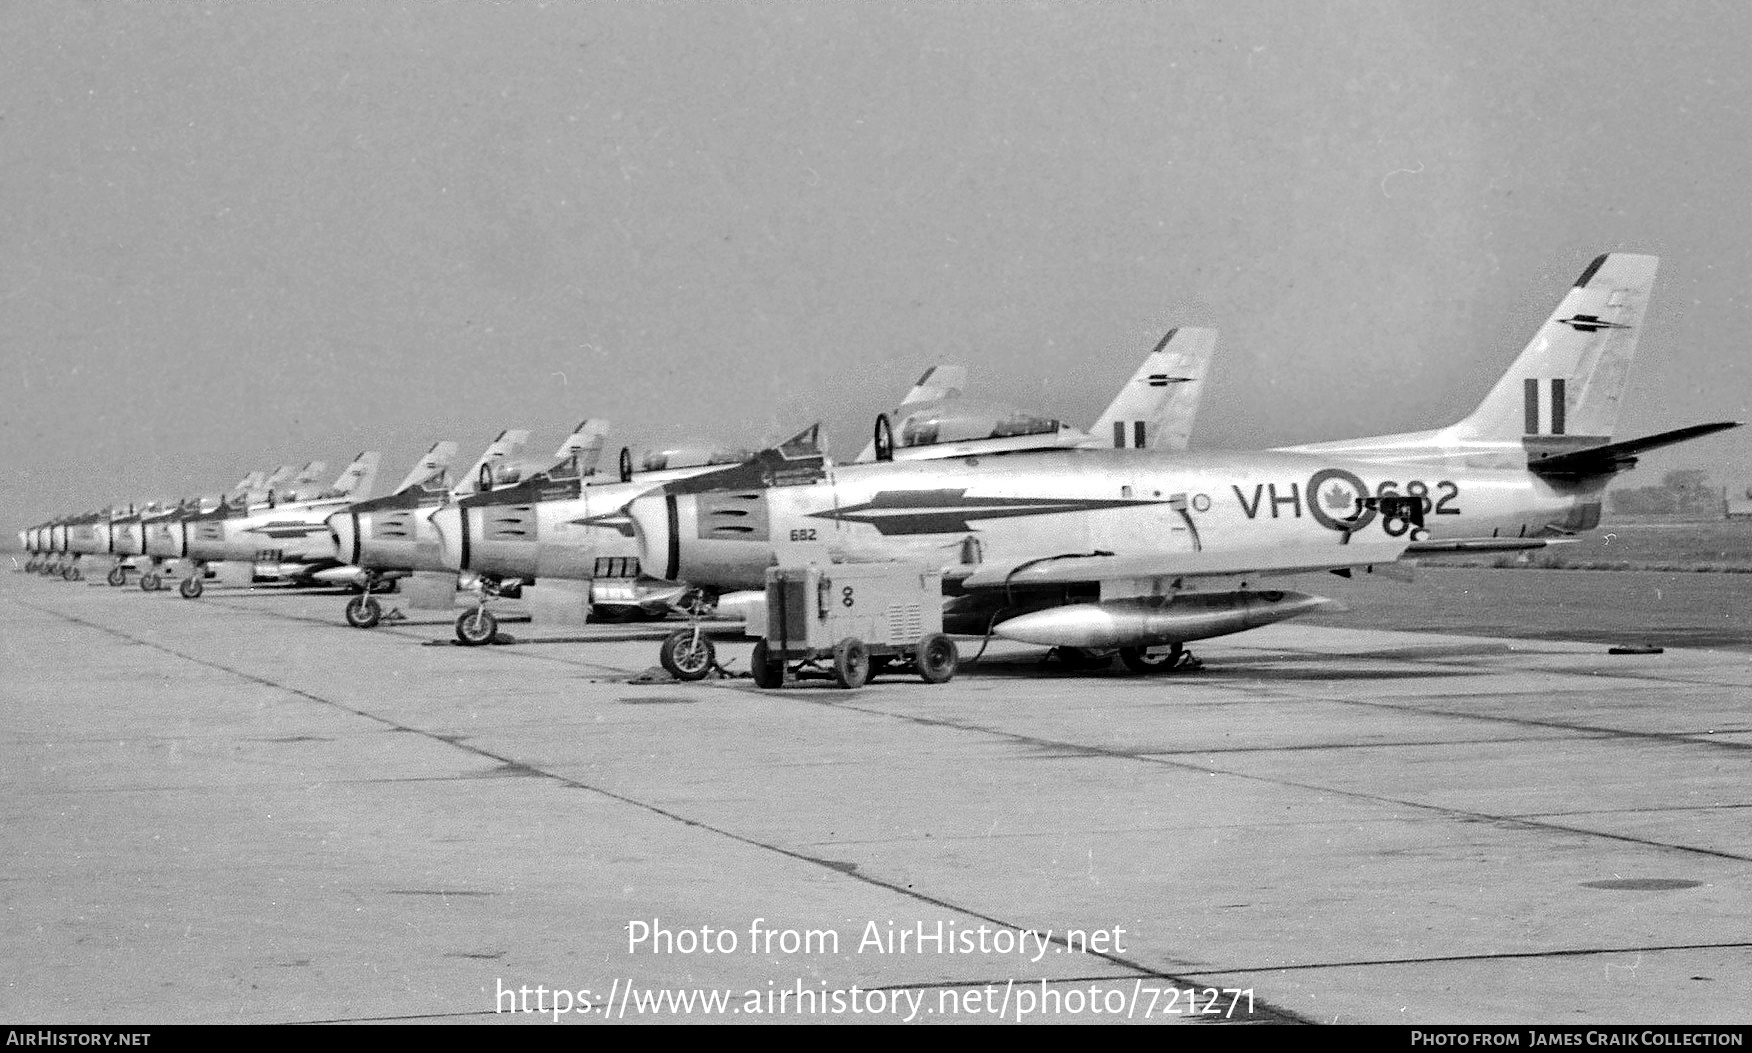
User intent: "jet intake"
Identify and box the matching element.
[993,590,1335,648]
[627,492,775,590]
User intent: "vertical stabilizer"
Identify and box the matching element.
[1082,327,1216,452]
[452,430,531,496]
[550,419,612,477]
[391,441,460,495]
[327,452,381,500]
[1456,253,1658,442]
[855,365,969,461]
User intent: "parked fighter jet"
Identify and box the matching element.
[624,253,1738,678]
[861,327,1216,464]
[326,427,573,629]
[423,427,769,644]
[423,333,1214,646]
[175,452,381,598]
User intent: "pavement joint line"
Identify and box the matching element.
[11,594,1316,1025]
[819,698,1752,865]
[1304,694,1752,754]
[55,589,1748,865]
[1173,938,1752,977]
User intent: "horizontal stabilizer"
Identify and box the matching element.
[1527,420,1740,477]
[959,537,1411,588]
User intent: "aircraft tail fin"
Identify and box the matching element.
[290,462,328,488]
[1455,253,1659,442]
[452,429,531,496]
[391,441,460,494]
[327,451,381,499]
[1081,327,1216,451]
[855,365,968,461]
[551,419,612,477]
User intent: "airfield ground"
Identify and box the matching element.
[2,563,1749,1025]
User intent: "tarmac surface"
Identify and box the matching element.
[3,566,1750,1025]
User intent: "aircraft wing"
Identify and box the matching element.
[1082,327,1216,452]
[957,535,1411,589]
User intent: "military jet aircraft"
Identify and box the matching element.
[622,253,1738,678]
[422,429,774,644]
[422,332,1216,647]
[326,427,604,630]
[861,327,1216,464]
[175,452,381,598]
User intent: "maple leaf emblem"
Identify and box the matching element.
[1321,483,1357,512]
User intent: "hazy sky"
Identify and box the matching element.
[5,0,1750,527]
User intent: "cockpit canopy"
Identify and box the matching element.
[640,446,751,473]
[891,397,1068,449]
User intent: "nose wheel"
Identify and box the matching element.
[346,595,383,629]
[180,575,204,599]
[106,566,127,587]
[455,606,499,646]
[659,627,717,681]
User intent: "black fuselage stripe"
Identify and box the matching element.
[351,512,362,567]
[665,493,680,582]
[459,506,472,571]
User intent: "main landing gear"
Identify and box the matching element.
[1053,643,1201,674]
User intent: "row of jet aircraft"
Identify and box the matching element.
[17,254,1739,680]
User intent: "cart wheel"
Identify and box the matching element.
[106,566,127,587]
[750,639,784,689]
[455,607,498,646]
[660,629,715,681]
[832,637,871,689]
[346,595,382,629]
[180,575,203,599]
[1119,643,1182,674]
[916,633,959,684]
[140,572,162,592]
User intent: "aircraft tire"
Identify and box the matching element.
[832,637,871,690]
[179,576,203,599]
[916,633,959,684]
[346,596,382,629]
[64,566,82,582]
[455,607,498,646]
[140,572,162,592]
[1055,646,1114,670]
[660,629,715,681]
[106,566,127,587]
[750,639,784,688]
[1119,644,1182,674]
